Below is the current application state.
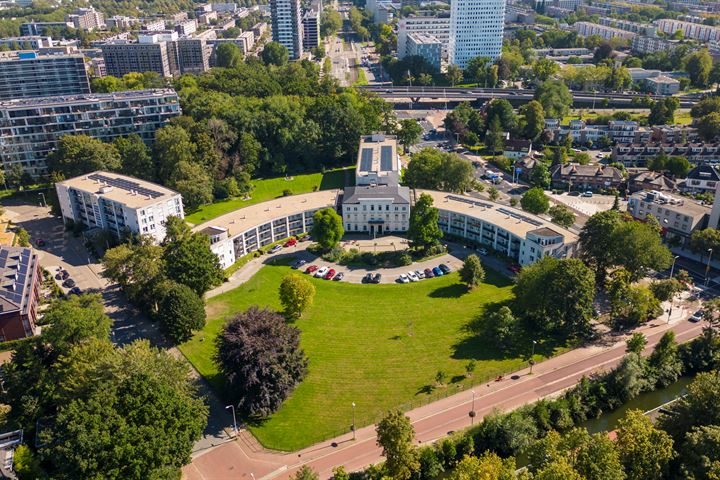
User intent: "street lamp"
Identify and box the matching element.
[225,405,237,437]
[706,248,714,286]
[667,255,680,323]
[38,192,46,207]
[529,340,537,374]
[469,390,476,426]
[352,402,356,440]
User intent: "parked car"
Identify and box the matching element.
[582,191,593,197]
[305,265,319,274]
[690,310,704,322]
[363,272,373,283]
[424,268,435,278]
[68,286,82,295]
[477,248,488,256]
[315,266,329,278]
[415,270,425,279]
[63,278,76,288]
[269,244,283,253]
[334,272,344,281]
[508,264,521,274]
[439,264,451,273]
[407,271,419,282]
[324,268,336,280]
[35,239,46,247]
[292,259,307,269]
[284,238,298,247]
[56,270,69,280]
[301,235,312,242]
[432,267,443,277]
[398,273,410,283]
[372,273,382,284]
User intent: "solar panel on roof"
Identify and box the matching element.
[380,145,393,171]
[360,148,373,172]
[447,195,493,210]
[88,173,164,198]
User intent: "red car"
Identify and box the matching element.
[324,268,336,280]
[284,238,298,247]
[508,264,521,274]
[305,265,318,274]
[35,239,46,247]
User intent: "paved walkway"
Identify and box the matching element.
[183,306,705,480]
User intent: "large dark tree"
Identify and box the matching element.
[261,41,289,66]
[215,306,308,416]
[407,193,443,251]
[311,207,344,250]
[514,257,596,337]
[404,148,473,193]
[579,210,623,284]
[114,134,154,181]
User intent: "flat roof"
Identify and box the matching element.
[192,190,340,237]
[59,171,180,209]
[357,134,399,178]
[419,190,579,242]
[0,88,177,109]
[630,190,710,218]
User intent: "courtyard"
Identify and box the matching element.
[179,259,561,451]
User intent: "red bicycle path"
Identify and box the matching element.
[183,317,705,480]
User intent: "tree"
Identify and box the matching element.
[170,160,214,209]
[685,49,712,87]
[658,372,720,446]
[697,112,720,141]
[612,284,661,327]
[47,135,121,177]
[616,410,675,480]
[533,58,560,82]
[15,228,30,247]
[397,119,423,152]
[156,281,206,343]
[13,445,43,479]
[154,125,197,181]
[41,294,111,351]
[486,99,517,132]
[521,187,550,214]
[320,7,342,36]
[530,162,551,188]
[549,204,575,228]
[279,273,316,319]
[449,452,517,480]
[407,193,442,251]
[681,425,720,480]
[311,207,344,250]
[665,156,691,177]
[625,332,647,355]
[292,466,320,480]
[215,42,243,68]
[514,257,596,337]
[535,79,572,119]
[376,410,419,480]
[460,254,485,289]
[446,64,463,86]
[163,217,224,296]
[484,306,516,351]
[520,100,545,140]
[647,330,682,388]
[579,210,624,283]
[690,228,720,256]
[261,41,289,66]
[39,340,207,479]
[215,306,308,416]
[649,278,682,302]
[114,134,154,181]
[610,221,673,280]
[485,116,505,155]
[488,186,500,201]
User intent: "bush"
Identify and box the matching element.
[283,188,293,196]
[399,253,412,266]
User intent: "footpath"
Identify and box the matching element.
[183,304,704,480]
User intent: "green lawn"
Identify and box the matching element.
[184,167,353,225]
[180,262,562,451]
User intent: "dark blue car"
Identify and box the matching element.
[432,266,443,277]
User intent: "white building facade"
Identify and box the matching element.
[270,0,303,59]
[56,171,184,243]
[398,14,450,58]
[448,0,505,68]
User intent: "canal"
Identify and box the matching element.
[582,376,692,434]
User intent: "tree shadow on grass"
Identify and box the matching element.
[451,375,466,384]
[428,283,467,299]
[416,384,435,395]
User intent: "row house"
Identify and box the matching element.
[550,163,625,191]
[612,143,720,167]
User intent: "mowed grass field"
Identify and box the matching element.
[184,167,353,225]
[179,261,561,451]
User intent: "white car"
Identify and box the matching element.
[315,266,329,278]
[415,270,425,279]
[477,248,488,255]
[398,273,410,283]
[407,271,419,282]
